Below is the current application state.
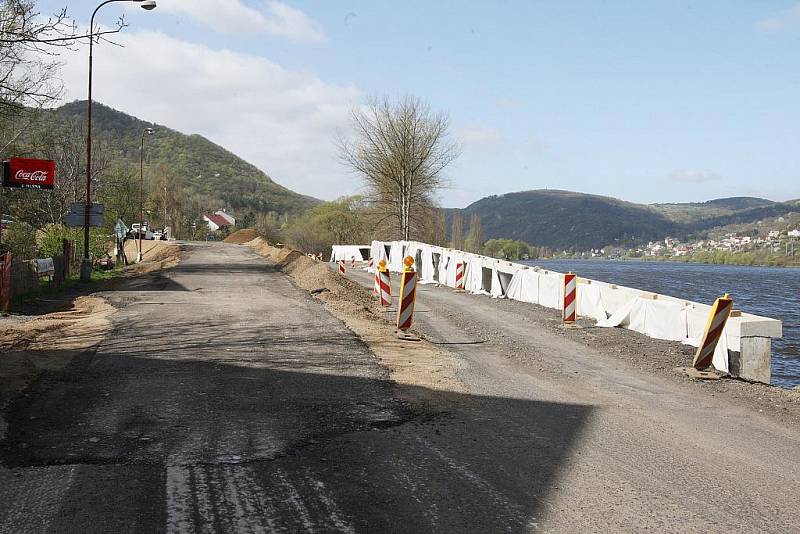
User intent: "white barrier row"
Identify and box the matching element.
[357,240,782,384]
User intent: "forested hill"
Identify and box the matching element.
[50,101,318,215]
[457,190,678,251]
[454,190,798,251]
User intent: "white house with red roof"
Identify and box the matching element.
[203,212,233,232]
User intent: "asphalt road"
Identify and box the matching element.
[344,265,800,532]
[0,243,797,533]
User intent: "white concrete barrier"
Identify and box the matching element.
[362,240,782,384]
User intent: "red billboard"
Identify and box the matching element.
[2,157,55,189]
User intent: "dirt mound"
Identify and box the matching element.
[245,240,464,397]
[122,242,182,274]
[0,296,115,413]
[0,296,114,352]
[224,229,259,244]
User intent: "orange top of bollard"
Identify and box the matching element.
[403,256,415,271]
[378,259,387,270]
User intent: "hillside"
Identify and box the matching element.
[457,190,678,251]
[49,101,318,215]
[455,190,798,251]
[652,197,776,224]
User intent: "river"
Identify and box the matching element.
[519,259,799,388]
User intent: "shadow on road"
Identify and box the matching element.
[0,346,590,532]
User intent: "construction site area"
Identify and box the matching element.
[0,230,799,532]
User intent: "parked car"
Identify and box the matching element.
[94,256,114,271]
[130,223,154,240]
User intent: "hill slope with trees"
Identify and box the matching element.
[51,101,318,216]
[452,190,799,251]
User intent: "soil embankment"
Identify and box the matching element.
[246,237,465,399]
[223,229,258,244]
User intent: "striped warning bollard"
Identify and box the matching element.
[338,260,345,275]
[692,293,733,370]
[455,262,465,291]
[368,257,374,269]
[563,272,577,323]
[351,257,356,268]
[396,256,418,337]
[377,259,391,306]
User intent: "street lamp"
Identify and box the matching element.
[138,127,155,262]
[81,0,157,281]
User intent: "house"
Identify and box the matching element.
[789,229,800,238]
[214,210,235,226]
[203,213,233,232]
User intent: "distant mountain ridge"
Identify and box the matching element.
[452,190,798,251]
[49,101,318,215]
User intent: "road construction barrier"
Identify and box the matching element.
[350,257,356,268]
[378,259,391,307]
[338,260,345,275]
[364,239,782,384]
[563,272,577,323]
[368,257,374,269]
[693,293,734,370]
[396,256,417,329]
[455,262,465,290]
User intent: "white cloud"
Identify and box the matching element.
[457,124,503,147]
[159,0,325,42]
[669,169,721,183]
[59,30,359,199]
[756,4,800,33]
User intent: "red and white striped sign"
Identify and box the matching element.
[338,260,345,274]
[368,257,374,269]
[396,269,417,330]
[350,257,356,267]
[563,272,577,323]
[455,262,465,290]
[693,294,733,369]
[379,269,391,307]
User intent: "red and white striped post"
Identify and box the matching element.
[693,293,733,370]
[397,256,417,331]
[350,256,356,268]
[563,272,577,323]
[378,259,391,306]
[368,257,374,269]
[338,260,346,275]
[455,261,465,291]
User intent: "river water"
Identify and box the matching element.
[519,259,799,388]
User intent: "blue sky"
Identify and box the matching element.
[44,1,800,207]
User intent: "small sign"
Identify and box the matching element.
[2,158,55,189]
[64,212,104,228]
[114,219,128,239]
[69,202,103,216]
[35,258,55,276]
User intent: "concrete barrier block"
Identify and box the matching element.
[730,337,772,384]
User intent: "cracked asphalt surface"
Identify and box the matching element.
[0,243,589,533]
[344,265,800,533]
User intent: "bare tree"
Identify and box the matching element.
[0,0,127,119]
[465,213,482,253]
[338,95,458,241]
[451,211,464,250]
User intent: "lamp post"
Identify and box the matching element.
[138,127,155,262]
[81,0,157,281]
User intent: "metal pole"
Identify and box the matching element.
[138,130,145,262]
[82,0,126,281]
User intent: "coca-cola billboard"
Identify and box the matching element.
[2,157,55,190]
